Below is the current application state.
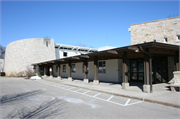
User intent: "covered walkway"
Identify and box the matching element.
[32,41,179,93]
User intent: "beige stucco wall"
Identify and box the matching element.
[4,38,56,76]
[130,17,180,45]
[57,59,123,83]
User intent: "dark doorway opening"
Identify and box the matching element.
[153,57,168,83]
[128,59,144,82]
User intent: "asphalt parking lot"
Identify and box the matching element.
[0,78,180,119]
[37,79,143,107]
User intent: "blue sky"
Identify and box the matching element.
[1,0,179,48]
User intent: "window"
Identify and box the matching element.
[63,65,66,72]
[72,64,76,73]
[63,52,67,57]
[44,39,51,47]
[82,63,89,73]
[164,37,168,42]
[177,35,180,40]
[46,41,48,47]
[98,61,106,73]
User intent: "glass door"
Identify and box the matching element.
[131,60,137,80]
[130,59,144,81]
[138,59,144,81]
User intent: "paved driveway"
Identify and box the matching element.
[0,78,179,119]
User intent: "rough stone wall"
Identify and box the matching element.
[0,59,4,72]
[4,38,56,76]
[130,17,180,45]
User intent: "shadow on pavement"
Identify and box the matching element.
[0,90,43,105]
[129,81,144,91]
[6,98,68,119]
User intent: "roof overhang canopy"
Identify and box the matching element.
[32,42,179,66]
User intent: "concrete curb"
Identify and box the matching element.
[143,99,180,109]
[44,79,180,109]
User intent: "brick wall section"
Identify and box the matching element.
[4,38,55,76]
[130,17,180,45]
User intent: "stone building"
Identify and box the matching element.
[4,38,97,76]
[129,16,180,45]
[4,38,56,76]
[32,17,179,93]
[129,16,180,81]
[4,17,180,93]
[0,59,4,72]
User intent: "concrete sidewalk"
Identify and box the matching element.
[43,77,180,108]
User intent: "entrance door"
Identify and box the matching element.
[154,57,168,83]
[130,59,144,81]
[39,66,44,75]
[131,60,137,80]
[46,66,50,76]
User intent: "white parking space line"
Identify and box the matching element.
[93,93,101,97]
[124,99,131,106]
[83,93,125,106]
[74,89,82,92]
[126,101,143,106]
[67,87,76,90]
[36,80,143,107]
[82,90,91,94]
[58,84,71,88]
[107,95,114,101]
[61,85,71,88]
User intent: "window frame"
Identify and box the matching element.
[98,61,106,74]
[164,37,168,42]
[63,52,68,57]
[177,35,180,41]
[46,41,48,47]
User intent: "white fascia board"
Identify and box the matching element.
[98,46,116,51]
[58,45,62,49]
[55,43,97,51]
[55,44,74,48]
[88,48,92,52]
[72,46,77,50]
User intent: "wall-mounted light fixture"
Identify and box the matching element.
[128,46,139,53]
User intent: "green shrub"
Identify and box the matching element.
[1,72,6,76]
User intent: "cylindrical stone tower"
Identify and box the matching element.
[4,38,56,76]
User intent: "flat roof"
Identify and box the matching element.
[131,16,180,26]
[55,43,98,51]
